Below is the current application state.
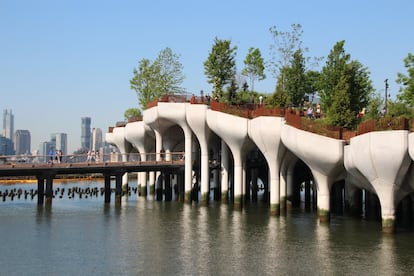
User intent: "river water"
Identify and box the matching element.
[0,180,413,276]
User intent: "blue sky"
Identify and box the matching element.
[1,0,413,153]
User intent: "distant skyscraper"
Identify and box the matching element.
[81,117,91,150]
[54,133,67,155]
[3,109,14,141]
[14,130,31,155]
[38,141,54,163]
[91,128,102,151]
[0,135,14,155]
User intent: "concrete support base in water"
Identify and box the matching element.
[382,218,395,234]
[200,192,209,206]
[104,174,111,203]
[184,191,192,204]
[221,191,228,203]
[37,178,44,205]
[115,174,122,205]
[234,195,243,211]
[270,203,280,216]
[318,208,330,223]
[149,184,155,196]
[45,176,53,205]
[280,197,286,216]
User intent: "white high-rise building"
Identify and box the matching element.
[91,128,102,152]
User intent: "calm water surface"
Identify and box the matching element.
[0,180,413,275]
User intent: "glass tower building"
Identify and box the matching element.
[14,130,31,155]
[81,117,91,150]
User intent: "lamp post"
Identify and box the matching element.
[384,79,389,114]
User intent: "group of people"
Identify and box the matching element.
[48,149,63,163]
[86,150,100,163]
[306,103,322,119]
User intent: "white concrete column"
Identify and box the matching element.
[221,141,229,202]
[286,165,294,209]
[233,150,243,210]
[312,170,331,222]
[153,129,163,197]
[184,127,193,203]
[280,169,286,214]
[200,143,209,204]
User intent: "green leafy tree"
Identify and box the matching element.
[124,108,142,121]
[305,70,320,103]
[154,47,185,95]
[387,100,414,117]
[204,37,237,100]
[327,75,355,128]
[365,92,382,119]
[226,78,238,104]
[242,47,266,92]
[269,24,304,79]
[317,40,373,127]
[130,48,185,108]
[130,58,159,108]
[396,53,414,107]
[269,23,304,91]
[284,49,307,106]
[268,73,288,107]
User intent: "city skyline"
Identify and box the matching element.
[1,108,103,155]
[1,1,413,152]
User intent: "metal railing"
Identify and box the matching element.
[0,152,186,166]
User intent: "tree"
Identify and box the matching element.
[268,24,304,88]
[365,92,382,119]
[226,78,238,104]
[317,40,373,127]
[284,49,307,106]
[130,58,159,108]
[153,47,185,95]
[124,108,142,121]
[204,37,237,100]
[396,53,414,107]
[327,75,355,128]
[130,47,185,108]
[268,73,288,108]
[242,47,266,92]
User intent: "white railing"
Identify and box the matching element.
[0,152,186,165]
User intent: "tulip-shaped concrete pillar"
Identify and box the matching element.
[207,110,249,210]
[124,121,155,197]
[155,103,193,203]
[186,104,212,205]
[105,126,132,191]
[281,124,345,222]
[347,130,411,233]
[248,117,284,216]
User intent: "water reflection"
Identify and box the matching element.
[1,181,414,275]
